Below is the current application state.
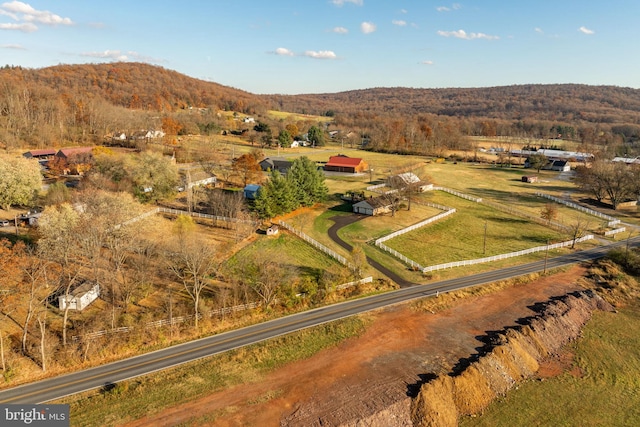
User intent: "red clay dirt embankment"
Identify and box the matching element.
[410,290,614,427]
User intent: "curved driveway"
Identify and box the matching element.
[0,234,638,404]
[327,214,417,287]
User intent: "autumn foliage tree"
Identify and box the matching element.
[232,152,262,186]
[0,155,42,210]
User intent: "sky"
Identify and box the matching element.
[1,0,639,95]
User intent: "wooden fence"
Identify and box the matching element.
[72,301,262,342]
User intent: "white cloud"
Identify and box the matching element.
[0,21,36,31]
[81,50,129,61]
[332,0,363,6]
[437,29,499,40]
[578,26,594,35]
[392,20,407,27]
[304,50,337,59]
[421,60,434,65]
[270,47,338,59]
[80,50,162,63]
[332,26,348,34]
[1,1,72,26]
[535,27,543,34]
[400,9,407,14]
[360,21,376,34]
[274,47,294,56]
[2,43,25,49]
[437,3,461,12]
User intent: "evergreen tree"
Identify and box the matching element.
[287,156,328,206]
[307,125,325,147]
[254,169,298,219]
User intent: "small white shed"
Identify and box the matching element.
[58,282,100,311]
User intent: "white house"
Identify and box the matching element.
[58,282,100,311]
[387,172,432,192]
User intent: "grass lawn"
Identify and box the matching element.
[383,191,569,267]
[338,203,443,244]
[224,231,346,281]
[461,299,640,427]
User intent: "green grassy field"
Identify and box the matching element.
[383,192,569,267]
[225,232,345,281]
[461,299,640,427]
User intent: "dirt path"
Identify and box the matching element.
[125,265,587,427]
[327,214,416,288]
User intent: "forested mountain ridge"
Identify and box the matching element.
[2,62,640,151]
[1,62,264,113]
[269,84,640,125]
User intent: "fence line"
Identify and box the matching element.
[376,242,424,270]
[366,183,387,192]
[604,227,626,237]
[422,235,594,273]
[480,199,570,232]
[278,220,353,268]
[72,301,263,342]
[157,207,257,225]
[432,186,483,203]
[375,208,456,245]
[535,192,620,227]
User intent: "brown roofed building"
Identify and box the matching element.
[53,146,95,175]
[324,155,368,173]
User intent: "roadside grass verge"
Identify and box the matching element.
[460,298,640,427]
[61,316,369,427]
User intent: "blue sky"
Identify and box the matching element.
[1,1,638,94]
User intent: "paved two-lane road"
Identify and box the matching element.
[1,236,637,404]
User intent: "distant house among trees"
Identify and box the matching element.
[550,160,570,172]
[511,148,594,163]
[58,282,100,311]
[612,156,640,165]
[324,155,368,173]
[259,157,292,174]
[22,149,57,165]
[387,172,432,192]
[51,146,95,175]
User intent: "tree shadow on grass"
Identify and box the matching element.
[328,203,355,213]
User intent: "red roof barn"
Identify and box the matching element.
[324,155,368,173]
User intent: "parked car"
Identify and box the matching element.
[0,220,10,227]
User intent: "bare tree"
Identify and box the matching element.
[540,203,559,224]
[167,216,218,329]
[37,203,82,346]
[568,218,591,249]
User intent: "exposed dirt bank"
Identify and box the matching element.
[411,289,614,426]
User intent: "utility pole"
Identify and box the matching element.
[483,221,488,255]
[544,239,550,274]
